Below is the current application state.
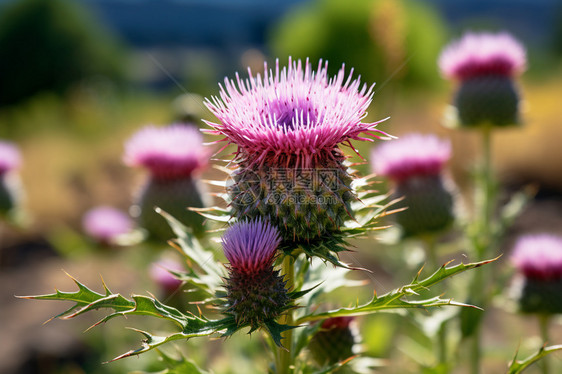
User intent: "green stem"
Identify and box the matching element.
[469,127,494,374]
[276,255,295,374]
[539,315,551,374]
[481,127,493,248]
[424,235,448,367]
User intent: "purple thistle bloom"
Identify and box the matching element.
[511,234,562,282]
[123,124,208,180]
[439,32,526,81]
[371,133,451,182]
[221,219,290,330]
[82,206,134,245]
[222,219,281,273]
[0,140,21,175]
[149,258,184,292]
[205,57,389,167]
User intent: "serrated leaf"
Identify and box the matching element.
[297,257,497,323]
[18,275,232,361]
[507,344,562,374]
[158,209,224,296]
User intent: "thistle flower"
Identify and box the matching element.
[82,206,134,246]
[511,233,562,314]
[124,124,210,241]
[205,58,389,252]
[0,140,22,217]
[439,32,526,128]
[308,317,359,366]
[372,134,455,237]
[221,219,290,331]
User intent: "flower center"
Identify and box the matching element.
[267,98,318,131]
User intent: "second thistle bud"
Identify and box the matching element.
[221,219,290,330]
[372,133,455,237]
[308,317,359,366]
[510,234,562,315]
[123,124,210,241]
[439,32,526,128]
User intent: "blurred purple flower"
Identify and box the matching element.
[123,124,208,180]
[82,206,133,245]
[439,32,526,81]
[149,258,184,292]
[511,234,562,282]
[205,57,389,168]
[123,124,210,240]
[371,133,451,183]
[0,140,21,175]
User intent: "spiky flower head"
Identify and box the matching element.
[371,133,451,183]
[308,317,358,366]
[372,134,455,237]
[221,219,290,331]
[123,124,208,180]
[82,206,134,246]
[124,124,209,240]
[205,58,390,254]
[205,57,388,167]
[0,140,21,175]
[439,32,526,81]
[511,233,562,314]
[439,32,526,128]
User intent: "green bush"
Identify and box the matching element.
[269,0,447,91]
[0,0,127,107]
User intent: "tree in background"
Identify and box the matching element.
[269,0,447,93]
[0,0,128,107]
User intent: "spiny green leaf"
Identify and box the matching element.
[507,344,562,374]
[297,257,497,323]
[158,208,224,296]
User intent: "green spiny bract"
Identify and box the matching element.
[393,175,455,237]
[223,266,290,331]
[228,150,355,245]
[135,177,207,241]
[455,76,520,127]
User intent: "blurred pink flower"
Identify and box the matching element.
[511,234,562,281]
[0,140,21,174]
[205,57,389,168]
[371,133,451,182]
[149,258,184,292]
[82,206,133,245]
[439,32,526,81]
[123,124,208,180]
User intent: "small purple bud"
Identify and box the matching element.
[221,219,289,329]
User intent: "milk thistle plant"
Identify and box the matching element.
[124,123,210,241]
[21,58,495,373]
[372,133,455,239]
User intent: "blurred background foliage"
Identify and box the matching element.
[0,0,562,373]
